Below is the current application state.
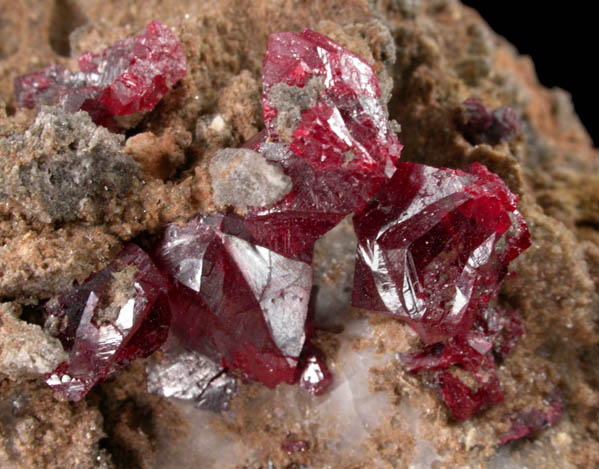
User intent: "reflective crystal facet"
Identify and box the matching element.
[352,162,530,344]
[146,348,237,412]
[45,244,171,401]
[296,345,333,396]
[153,214,313,388]
[243,30,402,259]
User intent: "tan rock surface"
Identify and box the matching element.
[0,0,596,468]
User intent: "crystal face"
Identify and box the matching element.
[146,347,237,412]
[153,213,313,388]
[354,162,530,419]
[14,21,186,128]
[45,244,171,401]
[352,162,530,345]
[242,30,402,259]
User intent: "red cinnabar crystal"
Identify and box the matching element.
[356,162,530,419]
[296,344,333,396]
[45,244,171,401]
[500,390,563,445]
[14,21,186,128]
[352,162,530,345]
[153,213,313,388]
[401,307,523,420]
[460,98,522,145]
[243,30,402,258]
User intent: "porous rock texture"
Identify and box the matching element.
[0,1,597,468]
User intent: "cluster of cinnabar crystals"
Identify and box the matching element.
[35,24,555,438]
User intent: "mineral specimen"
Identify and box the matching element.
[14,21,186,128]
[243,30,402,258]
[352,161,530,344]
[1,0,597,467]
[45,244,171,401]
[153,213,312,388]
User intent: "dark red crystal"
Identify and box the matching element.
[296,344,333,396]
[242,30,402,258]
[282,436,310,454]
[45,244,170,401]
[153,213,313,388]
[243,139,382,260]
[14,21,186,128]
[460,98,522,145]
[401,306,524,420]
[352,162,530,344]
[500,389,563,445]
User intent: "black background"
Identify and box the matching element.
[462,2,597,146]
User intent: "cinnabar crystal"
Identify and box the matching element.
[460,98,521,145]
[243,30,402,259]
[352,162,530,344]
[499,390,563,445]
[400,307,523,420]
[14,21,186,128]
[153,213,313,388]
[45,244,171,401]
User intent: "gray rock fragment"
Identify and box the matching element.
[209,148,292,213]
[0,302,67,379]
[312,216,358,327]
[0,106,138,224]
[267,76,324,142]
[146,349,237,412]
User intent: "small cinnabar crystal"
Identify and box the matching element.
[45,244,171,401]
[296,344,333,396]
[400,306,523,420]
[153,213,313,388]
[499,389,563,445]
[242,30,402,258]
[14,21,186,128]
[459,98,522,145]
[352,162,530,345]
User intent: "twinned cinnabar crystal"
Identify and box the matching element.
[45,244,171,401]
[153,213,313,388]
[243,30,402,258]
[14,21,186,128]
[352,162,530,344]
[353,161,530,419]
